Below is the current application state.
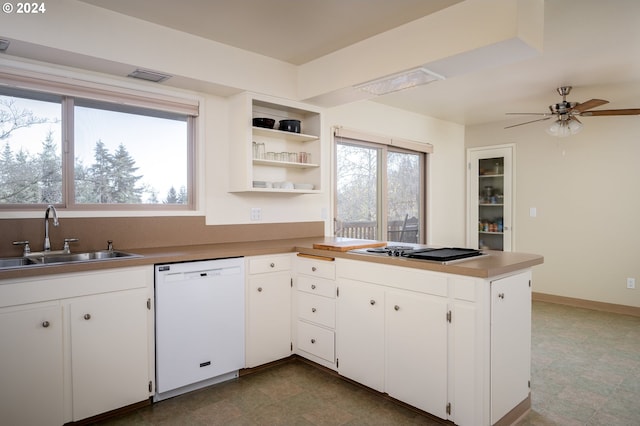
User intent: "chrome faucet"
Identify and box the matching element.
[44,204,59,252]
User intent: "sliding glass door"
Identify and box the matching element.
[335,139,425,243]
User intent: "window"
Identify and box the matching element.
[0,72,197,210]
[334,129,429,243]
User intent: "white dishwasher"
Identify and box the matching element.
[154,257,245,401]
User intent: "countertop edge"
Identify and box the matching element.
[0,237,543,280]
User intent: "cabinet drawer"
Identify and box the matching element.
[297,291,335,328]
[248,254,292,274]
[296,257,335,280]
[296,276,336,299]
[297,320,335,363]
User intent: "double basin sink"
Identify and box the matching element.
[0,250,140,269]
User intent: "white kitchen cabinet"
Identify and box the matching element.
[467,145,514,251]
[0,266,154,424]
[294,255,336,368]
[228,92,323,193]
[68,288,150,421]
[0,302,64,426]
[336,278,385,392]
[490,270,531,424]
[449,277,480,426]
[386,290,448,418]
[336,258,533,425]
[245,254,293,367]
[337,265,449,414]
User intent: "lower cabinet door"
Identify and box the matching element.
[386,290,448,419]
[246,272,292,367]
[337,279,385,392]
[0,303,63,426]
[491,271,532,424]
[69,288,149,421]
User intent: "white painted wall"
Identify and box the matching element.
[203,95,466,246]
[0,0,468,243]
[466,118,640,307]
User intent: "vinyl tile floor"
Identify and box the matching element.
[97,301,640,426]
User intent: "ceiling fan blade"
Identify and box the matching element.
[505,112,551,116]
[580,108,640,116]
[571,99,609,113]
[504,116,551,129]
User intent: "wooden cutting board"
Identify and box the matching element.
[312,239,387,252]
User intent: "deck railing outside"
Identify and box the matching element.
[336,217,419,243]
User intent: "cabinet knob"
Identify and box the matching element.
[84,313,91,320]
[311,339,316,344]
[311,284,316,290]
[42,321,50,328]
[311,308,317,313]
[257,287,263,292]
[270,263,275,268]
[370,299,376,305]
[498,293,505,299]
[394,305,400,311]
[311,266,317,272]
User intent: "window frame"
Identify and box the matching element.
[333,127,430,244]
[0,68,199,212]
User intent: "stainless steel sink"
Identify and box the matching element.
[0,257,33,268]
[27,250,140,265]
[0,250,141,269]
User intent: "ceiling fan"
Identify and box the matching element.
[505,86,640,136]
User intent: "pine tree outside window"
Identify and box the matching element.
[0,78,197,210]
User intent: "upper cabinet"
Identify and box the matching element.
[228,92,323,193]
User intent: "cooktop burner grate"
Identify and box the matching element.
[366,245,414,253]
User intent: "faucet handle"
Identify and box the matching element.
[107,240,113,252]
[63,238,79,254]
[13,240,31,256]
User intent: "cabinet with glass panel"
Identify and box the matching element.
[467,146,513,251]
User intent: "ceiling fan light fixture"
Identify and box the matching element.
[546,117,583,137]
[354,67,444,96]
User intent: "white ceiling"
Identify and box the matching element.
[71,0,640,126]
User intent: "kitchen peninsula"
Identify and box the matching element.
[0,235,542,426]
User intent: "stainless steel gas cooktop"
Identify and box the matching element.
[351,245,485,264]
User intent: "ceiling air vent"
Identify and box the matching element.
[127,68,172,83]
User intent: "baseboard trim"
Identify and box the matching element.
[494,394,530,426]
[533,292,640,317]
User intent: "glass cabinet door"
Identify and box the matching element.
[467,146,513,251]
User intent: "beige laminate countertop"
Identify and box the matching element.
[0,236,543,280]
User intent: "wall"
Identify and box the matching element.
[203,96,466,244]
[0,0,467,247]
[466,118,640,308]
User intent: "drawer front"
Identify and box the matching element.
[297,291,335,328]
[296,276,336,299]
[248,254,292,274]
[296,257,335,280]
[297,321,335,363]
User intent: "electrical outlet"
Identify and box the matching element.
[250,207,261,221]
[627,277,636,289]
